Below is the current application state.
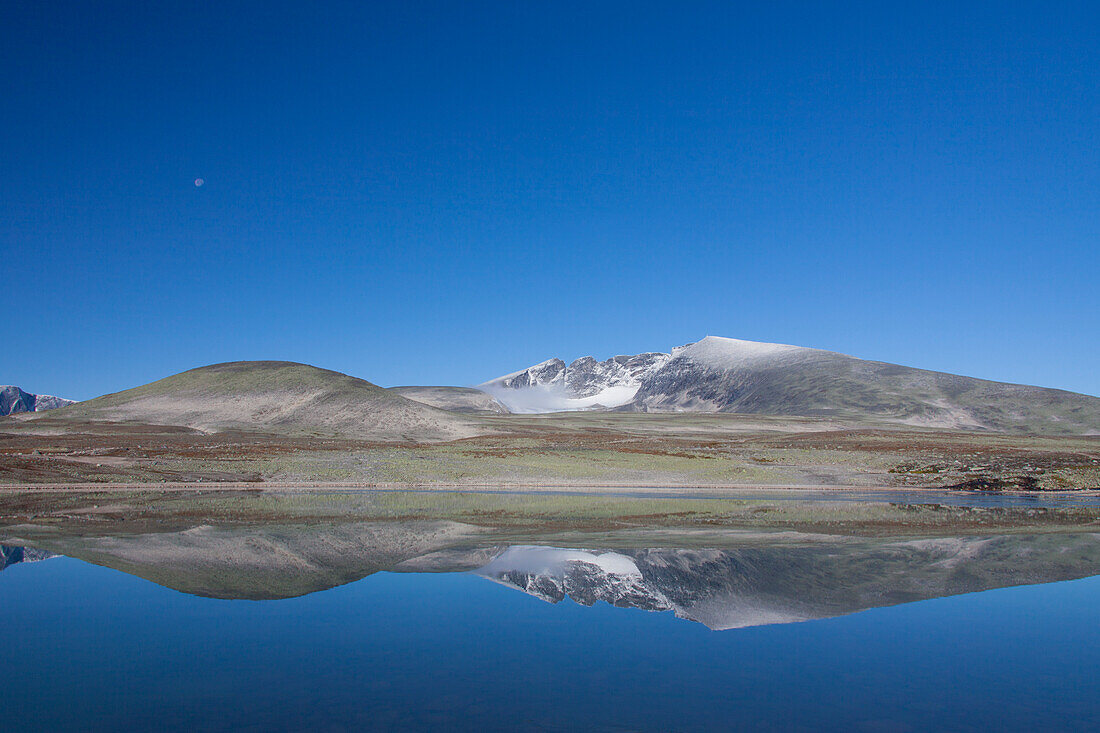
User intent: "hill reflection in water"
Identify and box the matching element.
[6,524,1100,731]
[5,523,1100,629]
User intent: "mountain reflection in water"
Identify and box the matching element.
[478,536,1100,628]
[5,524,1100,630]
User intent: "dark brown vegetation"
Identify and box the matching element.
[1,412,1098,490]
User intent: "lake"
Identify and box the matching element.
[3,525,1100,731]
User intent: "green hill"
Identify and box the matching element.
[52,361,485,442]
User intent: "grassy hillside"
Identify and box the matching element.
[50,361,486,442]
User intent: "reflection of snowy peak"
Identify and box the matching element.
[477,545,803,628]
[10,529,1100,630]
[478,546,671,610]
[1,545,56,570]
[476,537,1100,630]
[480,353,669,413]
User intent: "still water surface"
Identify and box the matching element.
[3,536,1100,731]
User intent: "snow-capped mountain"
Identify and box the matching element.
[479,352,669,412]
[479,336,1100,433]
[0,386,76,416]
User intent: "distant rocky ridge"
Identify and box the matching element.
[481,336,1100,433]
[0,386,76,416]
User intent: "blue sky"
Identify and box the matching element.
[3,1,1097,400]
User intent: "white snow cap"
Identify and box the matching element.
[478,546,643,578]
[481,382,642,413]
[672,336,807,367]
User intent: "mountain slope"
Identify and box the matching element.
[483,336,1100,433]
[44,361,485,442]
[0,386,76,415]
[390,386,508,414]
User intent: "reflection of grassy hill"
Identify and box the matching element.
[10,519,1100,623]
[50,361,485,442]
[21,521,483,599]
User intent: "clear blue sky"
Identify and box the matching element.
[3,1,1098,400]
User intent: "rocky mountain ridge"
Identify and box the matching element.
[0,386,76,416]
[480,352,670,412]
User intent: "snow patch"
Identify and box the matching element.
[672,336,806,368]
[478,546,643,578]
[481,382,641,413]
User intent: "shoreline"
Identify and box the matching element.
[2,480,1099,496]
